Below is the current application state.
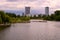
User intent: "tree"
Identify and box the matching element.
[38,14,42,19]
[55,15,60,21]
[6,13,16,18]
[55,10,60,15]
[17,15,20,18]
[0,16,2,24]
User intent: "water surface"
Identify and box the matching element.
[0,21,60,40]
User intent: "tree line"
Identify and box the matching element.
[0,10,60,24]
[30,10,60,21]
[0,11,30,24]
[43,10,60,21]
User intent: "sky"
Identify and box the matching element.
[0,0,60,14]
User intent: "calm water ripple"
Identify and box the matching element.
[0,21,60,40]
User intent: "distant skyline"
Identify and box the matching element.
[0,0,60,14]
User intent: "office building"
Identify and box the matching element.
[45,7,49,16]
[25,7,30,16]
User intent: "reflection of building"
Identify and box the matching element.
[45,7,49,16]
[25,7,30,16]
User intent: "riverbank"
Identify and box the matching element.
[0,21,30,31]
[0,24,11,31]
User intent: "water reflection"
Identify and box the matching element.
[0,21,60,40]
[0,23,30,40]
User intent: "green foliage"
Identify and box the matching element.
[38,14,41,18]
[0,17,2,24]
[54,15,60,21]
[43,10,60,21]
[6,13,16,18]
[50,10,60,21]
[1,10,60,23]
[0,11,30,23]
[20,16,30,21]
[55,10,60,15]
[30,10,60,21]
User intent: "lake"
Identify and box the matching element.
[0,20,60,40]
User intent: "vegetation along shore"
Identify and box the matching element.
[0,11,30,31]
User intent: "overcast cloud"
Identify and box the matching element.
[0,0,60,14]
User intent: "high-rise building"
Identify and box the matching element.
[45,7,49,16]
[25,7,30,16]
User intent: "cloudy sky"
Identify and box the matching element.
[0,0,60,14]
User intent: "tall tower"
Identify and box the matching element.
[45,7,49,16]
[25,7,30,16]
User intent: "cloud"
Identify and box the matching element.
[0,0,60,14]
[6,0,37,2]
[7,0,20,2]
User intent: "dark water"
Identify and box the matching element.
[0,21,60,40]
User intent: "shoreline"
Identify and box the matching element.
[0,24,11,31]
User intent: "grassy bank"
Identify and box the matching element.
[0,24,11,31]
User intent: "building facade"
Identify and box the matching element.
[25,7,30,16]
[45,7,49,16]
